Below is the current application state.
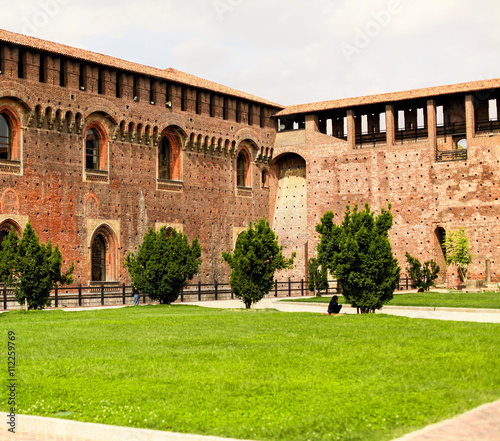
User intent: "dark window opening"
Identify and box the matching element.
[98,68,104,95]
[86,128,100,170]
[223,97,229,120]
[39,54,46,83]
[210,95,216,118]
[0,114,11,160]
[133,76,139,101]
[159,137,171,180]
[17,49,25,79]
[91,234,106,282]
[237,152,247,187]
[59,59,67,87]
[0,46,4,74]
[149,79,155,104]
[181,87,187,111]
[165,82,171,106]
[196,91,202,114]
[79,63,86,90]
[115,72,122,98]
[236,101,241,123]
[0,229,9,251]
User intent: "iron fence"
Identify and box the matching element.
[0,276,416,311]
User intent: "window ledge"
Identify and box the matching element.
[157,179,183,192]
[236,186,253,197]
[85,169,109,183]
[0,159,21,174]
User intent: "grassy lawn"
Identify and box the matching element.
[285,291,500,309]
[1,305,500,441]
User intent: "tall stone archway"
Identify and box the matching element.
[89,224,118,283]
[0,219,22,250]
[434,226,447,286]
[271,153,307,280]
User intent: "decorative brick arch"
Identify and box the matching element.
[0,80,36,111]
[234,128,260,147]
[1,188,19,215]
[83,106,120,126]
[84,194,99,219]
[270,147,310,166]
[0,218,22,237]
[89,224,119,283]
[159,114,189,135]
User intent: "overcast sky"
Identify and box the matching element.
[0,0,499,106]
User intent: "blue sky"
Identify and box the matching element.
[0,0,499,105]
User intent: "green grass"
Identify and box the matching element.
[1,305,500,441]
[286,291,500,309]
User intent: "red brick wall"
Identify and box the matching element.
[0,46,277,285]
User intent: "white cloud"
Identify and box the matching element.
[0,0,498,105]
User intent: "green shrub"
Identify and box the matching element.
[316,204,400,313]
[405,252,440,291]
[125,227,202,304]
[222,218,295,308]
[0,222,74,310]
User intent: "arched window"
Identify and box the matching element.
[0,114,11,160]
[89,224,118,283]
[0,229,10,251]
[158,128,182,182]
[159,137,171,180]
[237,150,250,188]
[261,170,269,188]
[0,220,22,251]
[86,128,100,170]
[91,233,107,282]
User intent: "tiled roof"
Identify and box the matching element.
[0,29,283,109]
[276,78,500,117]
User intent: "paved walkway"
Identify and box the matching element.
[1,297,499,441]
[193,297,500,324]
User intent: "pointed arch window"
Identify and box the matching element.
[237,150,251,188]
[86,128,100,170]
[157,128,183,191]
[91,233,107,281]
[0,220,22,251]
[89,225,118,283]
[0,114,11,160]
[159,137,171,180]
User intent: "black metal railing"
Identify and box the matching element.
[355,131,387,148]
[436,122,467,140]
[395,127,428,143]
[0,276,417,311]
[475,119,500,134]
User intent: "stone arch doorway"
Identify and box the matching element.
[270,153,307,279]
[89,225,118,283]
[0,219,22,250]
[434,226,447,286]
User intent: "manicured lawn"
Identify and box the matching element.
[286,291,500,309]
[1,305,500,441]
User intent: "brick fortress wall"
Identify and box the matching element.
[0,40,279,286]
[272,93,500,287]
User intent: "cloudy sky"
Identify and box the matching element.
[0,0,499,106]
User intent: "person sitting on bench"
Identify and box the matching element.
[328,295,342,314]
